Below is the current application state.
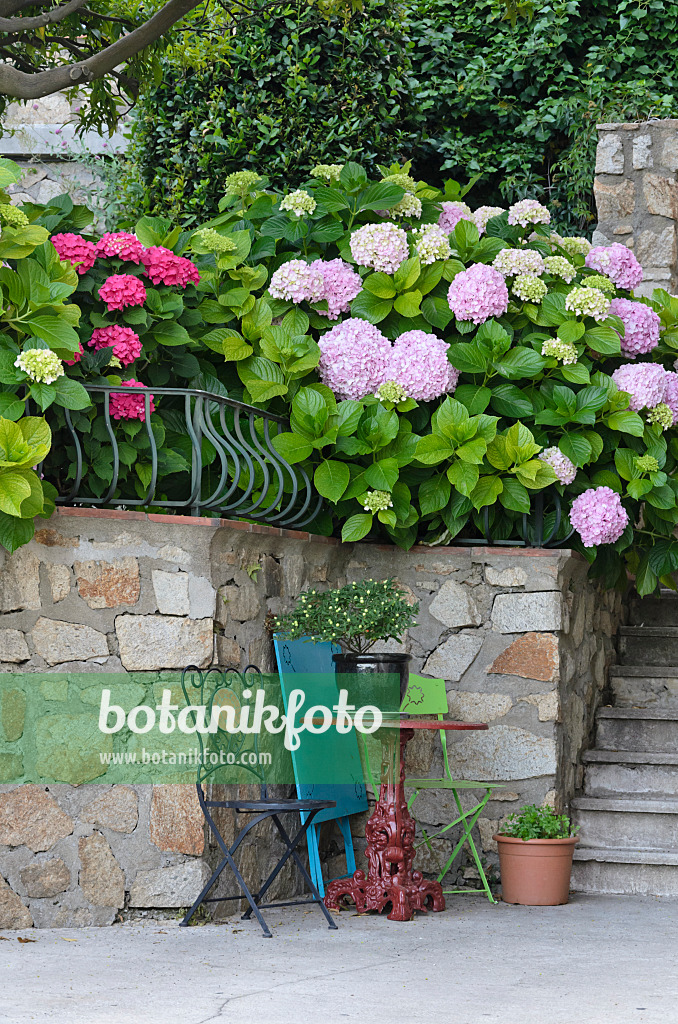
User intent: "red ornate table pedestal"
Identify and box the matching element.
[324,718,487,922]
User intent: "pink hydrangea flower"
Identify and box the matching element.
[569,486,629,547]
[314,259,363,319]
[447,263,509,324]
[538,446,576,485]
[109,380,155,422]
[585,243,643,290]
[609,298,661,357]
[663,371,678,426]
[50,233,96,274]
[141,246,200,287]
[438,201,472,234]
[269,259,325,303]
[94,232,147,263]
[64,341,84,366]
[318,318,391,400]
[98,274,147,311]
[473,206,505,235]
[611,363,667,411]
[349,222,409,274]
[89,325,142,366]
[387,330,459,401]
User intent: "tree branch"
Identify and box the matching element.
[0,0,204,98]
[0,0,87,31]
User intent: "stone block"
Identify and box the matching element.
[423,633,484,682]
[661,135,678,172]
[218,584,260,623]
[21,858,71,898]
[2,687,25,741]
[485,566,527,588]
[150,785,205,855]
[488,632,559,681]
[78,833,125,908]
[31,617,108,665]
[34,528,77,548]
[81,786,138,833]
[595,134,624,174]
[643,173,678,217]
[446,690,512,723]
[0,786,73,852]
[188,575,216,618]
[593,179,636,221]
[129,861,211,908]
[216,636,242,668]
[0,549,40,612]
[403,729,436,776]
[46,563,71,603]
[0,877,32,929]
[491,592,563,633]
[428,580,481,628]
[115,615,213,670]
[0,629,29,663]
[0,753,23,782]
[75,557,140,609]
[40,678,68,701]
[152,570,189,615]
[35,714,111,785]
[519,691,559,722]
[635,226,676,267]
[448,724,556,781]
[633,135,653,169]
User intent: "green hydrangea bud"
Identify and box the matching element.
[512,274,548,302]
[382,173,417,192]
[647,403,673,430]
[543,255,576,283]
[361,490,393,513]
[634,454,660,473]
[310,163,343,181]
[556,236,592,257]
[224,170,260,197]
[583,274,615,294]
[541,339,578,365]
[197,227,237,254]
[0,204,29,228]
[564,286,610,321]
[391,194,422,219]
[280,190,316,216]
[375,380,408,404]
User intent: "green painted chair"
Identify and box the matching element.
[402,673,503,903]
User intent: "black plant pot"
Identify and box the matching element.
[332,651,411,707]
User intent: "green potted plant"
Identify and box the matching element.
[493,804,580,906]
[275,578,418,700]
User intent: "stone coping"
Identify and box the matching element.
[50,506,575,558]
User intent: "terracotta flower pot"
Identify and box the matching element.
[493,834,580,906]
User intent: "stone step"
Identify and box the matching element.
[582,749,678,798]
[571,796,678,849]
[627,591,678,627]
[618,626,678,666]
[609,666,678,709]
[571,847,678,896]
[596,707,678,752]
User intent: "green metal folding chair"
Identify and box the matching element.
[402,673,503,903]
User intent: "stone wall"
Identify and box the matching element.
[0,509,624,926]
[594,119,678,297]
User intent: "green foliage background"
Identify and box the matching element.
[110,0,678,232]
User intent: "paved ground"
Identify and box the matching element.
[1,894,677,1024]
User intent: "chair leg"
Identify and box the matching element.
[306,822,325,899]
[338,816,357,876]
[436,790,496,903]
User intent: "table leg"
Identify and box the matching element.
[324,728,445,921]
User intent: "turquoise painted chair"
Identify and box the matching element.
[402,673,503,902]
[272,635,368,897]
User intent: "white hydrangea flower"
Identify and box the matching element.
[493,248,545,277]
[391,193,422,219]
[542,339,578,365]
[413,225,452,265]
[564,286,611,321]
[543,255,577,283]
[310,164,343,181]
[512,274,548,302]
[280,190,316,216]
[15,349,64,384]
[557,235,592,258]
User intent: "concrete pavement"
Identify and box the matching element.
[1,894,677,1024]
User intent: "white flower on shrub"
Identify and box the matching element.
[280,190,316,215]
[15,349,64,384]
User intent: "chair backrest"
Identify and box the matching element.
[401,673,448,715]
[273,635,368,825]
[180,664,267,791]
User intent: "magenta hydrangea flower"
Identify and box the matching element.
[507,199,550,228]
[64,340,84,366]
[538,446,576,485]
[89,325,142,366]
[314,259,363,319]
[447,263,509,324]
[663,371,678,426]
[109,380,155,422]
[609,298,661,357]
[98,274,147,311]
[318,318,391,399]
[349,222,409,274]
[611,363,667,411]
[94,232,146,263]
[269,259,324,303]
[387,330,459,401]
[438,201,472,234]
[569,486,629,547]
[141,246,200,287]
[585,243,643,290]
[50,232,96,274]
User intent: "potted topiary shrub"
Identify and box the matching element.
[493,804,580,906]
[275,578,418,701]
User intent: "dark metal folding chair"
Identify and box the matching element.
[179,664,338,938]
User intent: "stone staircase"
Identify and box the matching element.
[570,591,678,896]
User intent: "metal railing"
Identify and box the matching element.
[453,488,575,548]
[42,385,323,529]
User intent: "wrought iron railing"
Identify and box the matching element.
[41,385,323,529]
[453,489,575,548]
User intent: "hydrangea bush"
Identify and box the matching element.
[8,160,678,593]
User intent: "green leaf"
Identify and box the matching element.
[393,290,422,317]
[291,386,329,439]
[416,433,454,465]
[349,290,393,324]
[591,470,622,493]
[499,477,531,513]
[560,363,590,385]
[53,377,91,411]
[341,513,373,543]
[152,321,191,347]
[314,460,350,502]
[364,457,399,491]
[0,394,24,422]
[421,296,454,330]
[135,215,172,247]
[238,356,287,403]
[516,460,557,489]
[419,475,451,515]
[646,484,676,510]
[456,436,487,464]
[615,448,640,481]
[25,315,80,356]
[559,433,592,468]
[627,478,653,500]
[364,273,396,299]
[495,347,546,379]
[490,383,533,418]
[470,474,503,510]
[0,469,32,516]
[584,325,622,356]
[608,410,645,436]
[635,555,658,597]
[0,511,34,552]
[202,328,253,360]
[393,257,421,292]
[358,182,404,212]
[335,400,363,437]
[446,460,479,497]
[271,432,313,464]
[447,342,488,375]
[557,321,585,344]
[454,384,491,414]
